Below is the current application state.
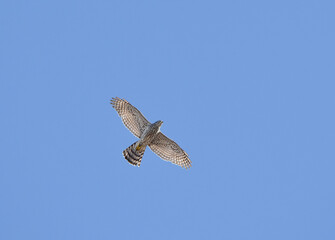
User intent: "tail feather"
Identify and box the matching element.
[123,142,146,167]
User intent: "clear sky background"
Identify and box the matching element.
[1,1,334,239]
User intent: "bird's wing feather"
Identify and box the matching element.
[149,132,191,169]
[111,97,151,138]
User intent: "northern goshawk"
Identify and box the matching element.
[110,97,191,169]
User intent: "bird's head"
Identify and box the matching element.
[154,120,163,128]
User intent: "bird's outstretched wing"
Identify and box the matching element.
[111,97,151,138]
[149,132,191,169]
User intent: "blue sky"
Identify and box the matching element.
[1,0,334,239]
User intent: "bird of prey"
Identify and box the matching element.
[110,97,191,169]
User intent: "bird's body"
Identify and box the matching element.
[110,97,191,169]
[137,120,163,148]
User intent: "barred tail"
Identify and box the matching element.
[122,142,146,167]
